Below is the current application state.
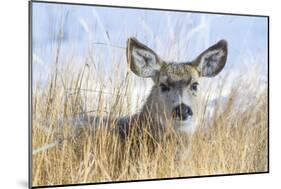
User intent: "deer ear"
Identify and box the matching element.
[127,38,163,78]
[193,40,228,77]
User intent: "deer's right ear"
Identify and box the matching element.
[193,40,228,77]
[127,38,163,78]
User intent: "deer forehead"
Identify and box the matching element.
[159,63,200,84]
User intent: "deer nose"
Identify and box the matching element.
[172,103,193,120]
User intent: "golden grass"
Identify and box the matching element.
[31,62,268,187]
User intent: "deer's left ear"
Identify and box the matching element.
[126,37,164,78]
[193,40,228,77]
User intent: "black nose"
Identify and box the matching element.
[173,103,193,120]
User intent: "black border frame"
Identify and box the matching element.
[28,1,270,188]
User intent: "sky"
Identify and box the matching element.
[32,3,268,78]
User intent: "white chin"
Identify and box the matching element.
[174,120,197,134]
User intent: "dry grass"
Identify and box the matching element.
[31,61,268,187]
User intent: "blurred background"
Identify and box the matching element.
[32,2,268,114]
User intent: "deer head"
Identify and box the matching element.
[126,37,227,133]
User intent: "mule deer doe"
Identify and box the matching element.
[79,37,227,139]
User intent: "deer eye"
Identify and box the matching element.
[191,82,199,92]
[160,83,170,92]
